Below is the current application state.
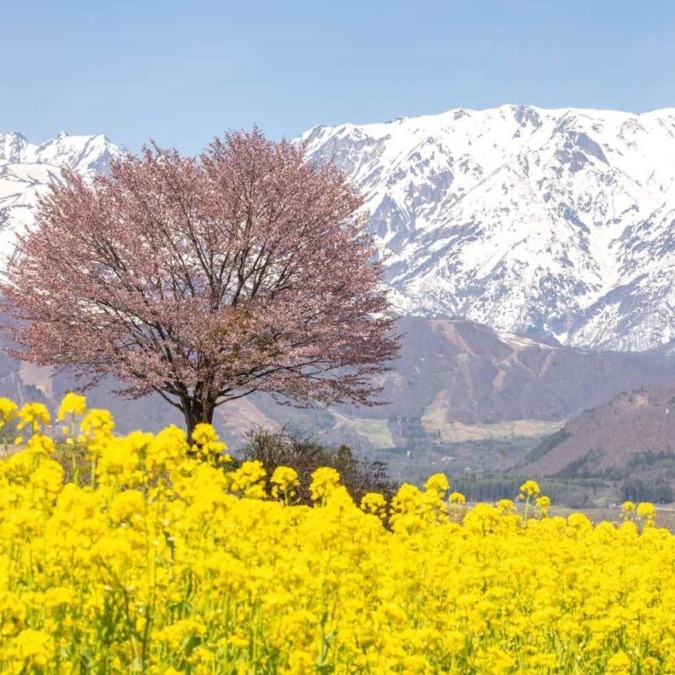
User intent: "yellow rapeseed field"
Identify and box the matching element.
[0,394,672,674]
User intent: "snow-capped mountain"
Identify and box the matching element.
[0,131,120,256]
[2,110,674,352]
[300,105,675,351]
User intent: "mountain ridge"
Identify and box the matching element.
[2,104,675,353]
[301,104,675,351]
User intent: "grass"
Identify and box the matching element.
[348,418,395,448]
[422,418,564,443]
[420,389,563,442]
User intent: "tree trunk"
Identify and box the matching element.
[182,394,217,439]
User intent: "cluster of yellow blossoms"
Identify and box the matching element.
[0,394,671,673]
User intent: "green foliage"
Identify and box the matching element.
[450,476,523,502]
[627,450,675,467]
[557,450,603,478]
[525,428,571,463]
[449,472,616,507]
[621,479,674,504]
[52,442,90,485]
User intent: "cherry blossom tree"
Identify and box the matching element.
[1,129,398,434]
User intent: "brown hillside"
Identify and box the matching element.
[520,385,675,477]
[368,317,675,425]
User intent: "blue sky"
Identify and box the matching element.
[2,0,674,153]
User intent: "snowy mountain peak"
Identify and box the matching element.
[0,111,673,353]
[0,132,29,164]
[301,105,675,351]
[0,131,122,254]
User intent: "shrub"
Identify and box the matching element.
[240,427,396,504]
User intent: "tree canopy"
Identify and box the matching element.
[1,128,399,433]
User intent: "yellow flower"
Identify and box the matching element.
[191,423,229,462]
[26,433,56,458]
[567,512,592,530]
[270,466,299,500]
[228,460,267,498]
[497,498,515,513]
[360,492,387,515]
[16,402,50,433]
[606,650,631,674]
[309,467,341,502]
[519,479,540,497]
[80,408,114,437]
[191,422,221,447]
[109,489,146,523]
[56,392,87,421]
[0,398,18,428]
[637,502,656,525]
[0,395,672,673]
[536,495,551,516]
[424,473,449,495]
[11,628,52,668]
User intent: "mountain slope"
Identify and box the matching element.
[519,384,675,479]
[300,105,675,350]
[367,317,675,428]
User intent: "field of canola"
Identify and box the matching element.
[0,394,672,674]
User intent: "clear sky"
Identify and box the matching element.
[2,0,674,154]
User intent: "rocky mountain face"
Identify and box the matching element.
[301,105,675,351]
[3,111,675,353]
[3,113,675,352]
[0,131,120,259]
